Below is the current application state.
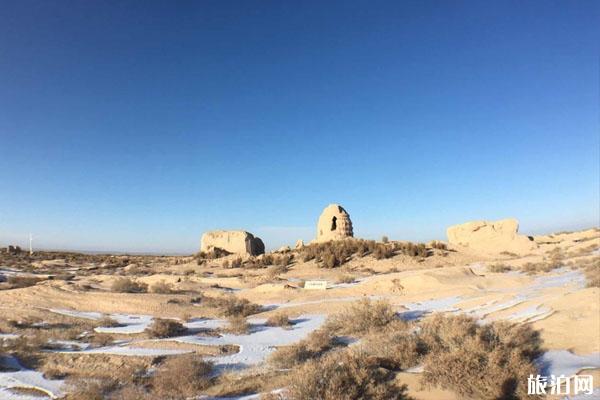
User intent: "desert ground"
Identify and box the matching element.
[0,228,599,399]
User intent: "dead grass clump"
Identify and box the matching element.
[89,333,115,347]
[6,275,43,289]
[521,260,559,274]
[266,313,292,328]
[149,280,174,294]
[373,244,394,259]
[335,274,355,284]
[269,328,338,368]
[430,241,447,250]
[111,277,148,293]
[325,299,397,336]
[398,242,428,258]
[151,354,213,399]
[301,240,378,267]
[286,349,410,400]
[197,248,231,261]
[362,320,421,370]
[231,257,243,268]
[97,316,120,328]
[225,315,250,334]
[66,378,118,400]
[204,295,263,317]
[420,314,542,400]
[146,318,186,338]
[585,265,600,287]
[487,263,513,273]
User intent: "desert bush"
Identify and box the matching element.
[222,259,230,268]
[266,313,291,328]
[521,260,560,275]
[400,242,428,258]
[362,320,421,370]
[325,299,397,336]
[585,265,600,287]
[420,314,542,400]
[276,254,293,267]
[269,328,338,368]
[97,316,120,328]
[373,244,394,260]
[89,333,115,347]
[66,378,118,400]
[42,367,66,379]
[111,277,147,293]
[487,263,513,273]
[231,257,243,268]
[203,295,263,317]
[224,315,250,334]
[430,241,447,250]
[382,236,389,243]
[149,280,173,294]
[6,275,43,289]
[286,349,410,400]
[301,240,379,267]
[152,355,213,399]
[336,274,355,284]
[197,248,231,261]
[146,318,186,338]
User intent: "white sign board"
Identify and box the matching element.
[304,280,328,290]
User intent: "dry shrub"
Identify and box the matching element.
[66,378,118,400]
[487,263,513,273]
[521,261,559,275]
[325,299,397,336]
[152,354,213,399]
[266,313,291,328]
[203,295,263,317]
[420,314,542,400]
[89,333,115,347]
[225,315,249,334]
[231,257,243,268]
[197,248,231,261]
[586,267,600,287]
[6,275,43,289]
[111,277,147,293]
[146,318,186,338]
[373,244,394,260]
[398,242,428,258]
[430,241,447,250]
[97,316,120,328]
[362,320,421,370]
[286,349,410,400]
[149,280,173,294]
[107,385,151,400]
[335,274,355,284]
[301,240,378,267]
[269,328,338,368]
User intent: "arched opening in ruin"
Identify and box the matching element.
[331,216,337,231]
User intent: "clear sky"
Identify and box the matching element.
[0,1,598,254]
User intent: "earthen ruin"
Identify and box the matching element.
[200,230,265,256]
[316,204,353,242]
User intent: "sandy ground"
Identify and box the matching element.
[0,228,598,399]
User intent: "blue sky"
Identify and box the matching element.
[0,0,598,253]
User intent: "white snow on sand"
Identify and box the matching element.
[173,314,326,369]
[94,314,154,334]
[48,308,154,334]
[60,344,189,357]
[537,350,600,377]
[0,356,64,399]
